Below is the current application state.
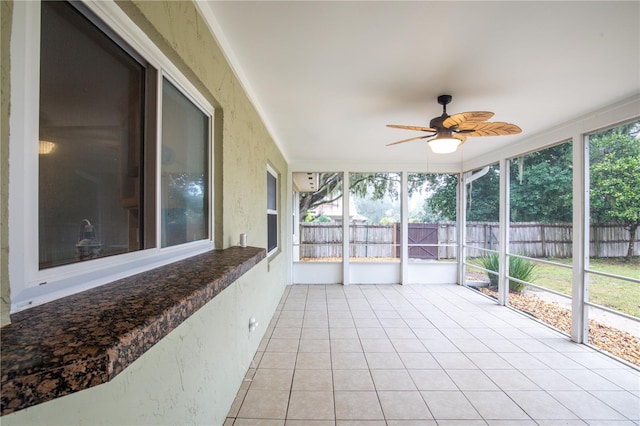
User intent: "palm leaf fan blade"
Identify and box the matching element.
[386,134,431,146]
[386,124,436,132]
[464,121,522,137]
[443,111,494,129]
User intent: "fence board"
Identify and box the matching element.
[299,222,639,259]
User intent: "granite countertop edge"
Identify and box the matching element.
[0,246,266,416]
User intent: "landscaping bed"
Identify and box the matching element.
[478,287,640,366]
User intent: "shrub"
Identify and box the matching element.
[477,253,500,287]
[477,253,536,293]
[312,214,332,223]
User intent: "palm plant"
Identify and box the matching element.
[477,253,536,293]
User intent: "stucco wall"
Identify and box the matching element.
[2,0,288,423]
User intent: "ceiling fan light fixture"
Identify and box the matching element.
[428,135,461,154]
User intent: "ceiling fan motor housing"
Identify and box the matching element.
[430,115,449,131]
[432,94,453,128]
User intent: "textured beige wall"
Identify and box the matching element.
[2,0,288,423]
[1,0,13,326]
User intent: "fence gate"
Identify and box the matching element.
[396,223,438,259]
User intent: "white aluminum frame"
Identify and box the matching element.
[267,164,279,257]
[289,96,639,362]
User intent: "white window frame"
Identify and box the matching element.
[8,0,215,313]
[267,165,279,256]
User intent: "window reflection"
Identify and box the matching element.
[38,1,145,269]
[161,79,208,247]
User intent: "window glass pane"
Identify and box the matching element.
[296,172,343,262]
[161,78,208,247]
[267,172,277,211]
[268,214,278,252]
[267,169,278,253]
[39,1,144,269]
[349,172,401,263]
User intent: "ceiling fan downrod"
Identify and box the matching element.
[437,94,452,116]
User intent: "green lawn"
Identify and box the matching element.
[531,257,639,318]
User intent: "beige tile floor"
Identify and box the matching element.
[225,284,640,425]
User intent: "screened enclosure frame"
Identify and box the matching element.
[290,96,639,359]
[458,113,640,355]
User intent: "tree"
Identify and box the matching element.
[421,173,458,221]
[298,173,343,218]
[355,193,399,223]
[425,144,575,224]
[465,165,501,221]
[589,131,640,259]
[311,214,332,223]
[509,142,573,223]
[298,172,429,218]
[424,166,501,222]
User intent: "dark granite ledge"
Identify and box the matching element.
[0,246,266,416]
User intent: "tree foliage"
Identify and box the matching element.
[298,172,429,218]
[421,174,458,221]
[466,165,501,221]
[425,142,573,223]
[589,130,640,258]
[510,142,573,223]
[424,166,502,222]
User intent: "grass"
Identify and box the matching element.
[531,257,639,318]
[468,256,639,318]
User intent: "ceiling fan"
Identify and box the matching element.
[387,94,522,154]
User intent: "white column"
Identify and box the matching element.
[401,172,409,285]
[292,190,300,263]
[342,171,350,286]
[457,173,467,285]
[571,134,589,342]
[498,158,510,306]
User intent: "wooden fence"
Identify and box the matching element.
[464,222,639,258]
[299,222,639,259]
[300,223,397,259]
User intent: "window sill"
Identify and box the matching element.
[0,246,265,416]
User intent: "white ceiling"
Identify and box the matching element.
[198,1,639,168]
